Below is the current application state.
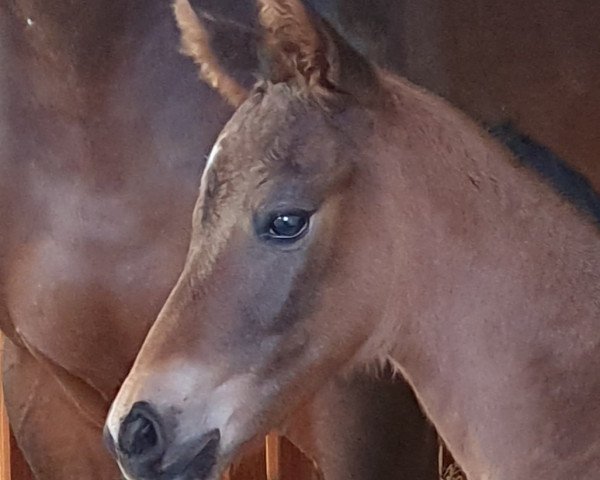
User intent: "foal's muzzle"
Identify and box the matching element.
[105,401,221,479]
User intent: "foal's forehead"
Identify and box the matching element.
[214,86,339,175]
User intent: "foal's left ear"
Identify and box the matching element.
[257,0,383,104]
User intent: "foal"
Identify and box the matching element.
[106,0,600,479]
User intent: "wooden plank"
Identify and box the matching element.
[9,430,32,480]
[265,432,281,480]
[279,436,321,480]
[0,336,11,480]
[222,465,232,480]
[230,445,266,480]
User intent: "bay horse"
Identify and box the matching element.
[106,0,600,479]
[0,0,438,479]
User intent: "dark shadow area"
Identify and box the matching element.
[491,122,600,226]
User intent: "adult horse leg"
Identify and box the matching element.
[3,342,120,480]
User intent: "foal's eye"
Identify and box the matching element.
[262,211,311,242]
[270,214,307,237]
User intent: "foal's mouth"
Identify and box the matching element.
[159,430,221,480]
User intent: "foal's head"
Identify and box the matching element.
[106,1,396,478]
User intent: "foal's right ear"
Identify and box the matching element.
[173,0,250,108]
[256,0,385,105]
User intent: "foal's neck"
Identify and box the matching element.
[370,75,600,479]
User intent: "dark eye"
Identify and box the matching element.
[267,212,310,240]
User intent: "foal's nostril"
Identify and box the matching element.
[118,401,164,460]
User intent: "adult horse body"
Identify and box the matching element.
[0,1,437,479]
[106,1,600,480]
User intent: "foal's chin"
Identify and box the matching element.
[116,443,232,480]
[166,430,263,480]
